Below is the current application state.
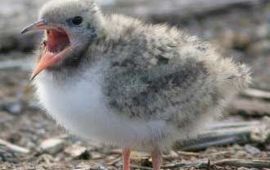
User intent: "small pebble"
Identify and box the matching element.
[40,138,65,155]
[244,144,261,155]
[64,144,90,160]
[91,152,103,160]
[3,102,23,115]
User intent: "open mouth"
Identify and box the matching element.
[22,20,75,80]
[44,28,70,55]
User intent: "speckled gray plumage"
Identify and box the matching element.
[73,14,251,129]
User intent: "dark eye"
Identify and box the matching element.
[71,16,83,25]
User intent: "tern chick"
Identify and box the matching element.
[22,0,251,169]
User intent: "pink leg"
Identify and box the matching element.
[151,150,162,170]
[122,148,131,170]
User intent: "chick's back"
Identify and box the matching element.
[88,14,251,129]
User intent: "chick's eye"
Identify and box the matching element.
[71,16,83,25]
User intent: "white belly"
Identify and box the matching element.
[34,63,177,151]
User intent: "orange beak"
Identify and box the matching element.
[30,46,73,80]
[30,50,60,80]
[22,20,72,80]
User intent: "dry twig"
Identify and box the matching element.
[162,159,270,169]
[162,160,210,169]
[175,119,270,151]
[229,98,270,117]
[213,159,270,168]
[0,139,30,154]
[242,88,270,100]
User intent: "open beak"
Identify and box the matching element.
[30,46,73,80]
[22,20,73,81]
